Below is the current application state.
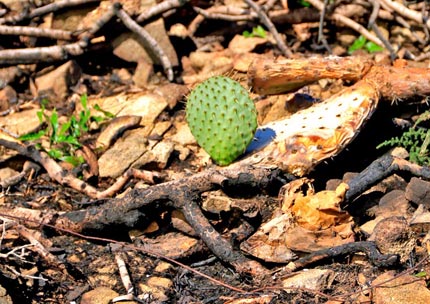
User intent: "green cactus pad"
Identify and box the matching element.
[186,76,258,165]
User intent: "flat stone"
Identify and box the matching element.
[98,128,149,178]
[113,18,178,66]
[0,107,42,136]
[35,60,81,100]
[405,177,430,207]
[373,271,430,304]
[0,85,16,111]
[282,269,335,291]
[80,286,119,304]
[370,216,415,263]
[133,141,174,169]
[88,92,168,126]
[0,284,13,304]
[170,121,196,146]
[374,190,410,217]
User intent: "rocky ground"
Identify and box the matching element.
[0,0,430,303]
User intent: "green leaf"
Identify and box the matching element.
[94,104,115,118]
[365,41,384,53]
[19,130,46,141]
[243,26,267,39]
[415,271,427,278]
[57,135,81,147]
[298,0,310,7]
[91,115,105,123]
[242,30,252,38]
[80,93,88,109]
[47,148,64,159]
[37,110,44,123]
[58,119,72,137]
[49,109,60,143]
[253,25,266,38]
[348,35,367,53]
[78,110,90,132]
[60,155,85,166]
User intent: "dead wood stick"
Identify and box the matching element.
[0,25,74,40]
[116,6,174,81]
[0,3,114,65]
[193,6,253,22]
[306,0,383,47]
[136,0,190,23]
[0,0,100,25]
[248,58,430,100]
[248,56,373,95]
[283,241,398,272]
[243,0,292,58]
[0,133,160,198]
[181,195,268,276]
[380,0,430,30]
[0,41,87,64]
[345,149,430,202]
[50,167,281,276]
[54,167,279,232]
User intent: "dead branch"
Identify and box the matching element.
[346,149,430,201]
[0,41,88,64]
[136,0,190,23]
[243,0,292,57]
[248,56,373,95]
[0,0,101,25]
[0,25,74,40]
[307,0,383,47]
[0,133,160,199]
[283,241,399,272]
[248,57,430,100]
[116,5,174,81]
[380,0,430,30]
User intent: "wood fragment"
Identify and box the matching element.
[0,25,74,40]
[248,56,373,95]
[283,241,399,273]
[136,0,190,23]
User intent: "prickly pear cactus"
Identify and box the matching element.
[186,76,258,165]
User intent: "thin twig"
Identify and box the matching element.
[307,0,383,47]
[193,6,253,22]
[368,0,381,28]
[112,251,135,302]
[116,6,174,81]
[317,0,332,53]
[0,0,100,24]
[136,0,190,23]
[380,0,430,30]
[370,23,397,60]
[0,40,87,64]
[243,0,292,57]
[28,0,101,20]
[0,25,74,40]
[0,132,160,199]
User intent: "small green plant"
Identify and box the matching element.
[20,94,114,166]
[242,25,267,38]
[348,35,384,54]
[377,111,430,166]
[186,76,258,166]
[297,0,311,7]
